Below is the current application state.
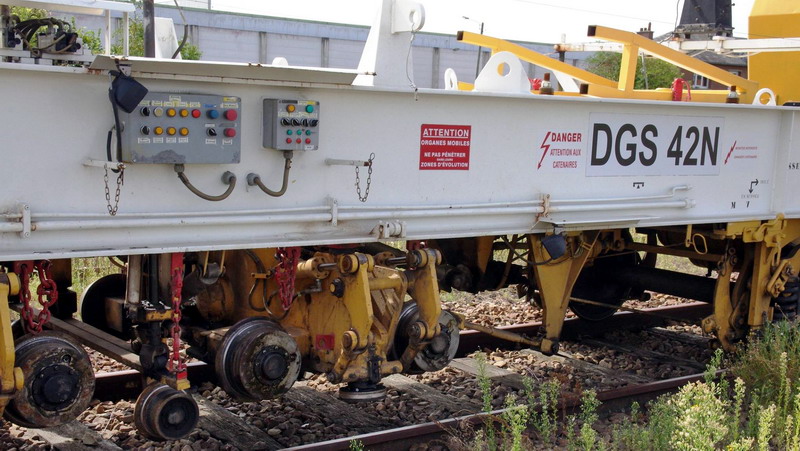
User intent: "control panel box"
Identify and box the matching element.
[121,93,241,164]
[263,99,320,151]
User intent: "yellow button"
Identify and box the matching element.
[180,109,189,118]
[154,126,164,135]
[180,127,189,136]
[167,127,177,136]
[286,104,296,112]
[167,108,176,117]
[153,107,164,117]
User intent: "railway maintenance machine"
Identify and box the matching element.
[2,0,800,441]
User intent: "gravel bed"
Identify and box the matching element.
[2,286,704,449]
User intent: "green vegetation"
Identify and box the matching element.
[585,52,683,89]
[467,320,800,450]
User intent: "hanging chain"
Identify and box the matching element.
[18,260,59,334]
[104,164,125,216]
[168,253,187,377]
[275,247,301,311]
[355,153,375,203]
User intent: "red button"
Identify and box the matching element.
[224,110,238,121]
[191,109,201,118]
[305,138,311,144]
[296,138,301,143]
[285,138,292,144]
[224,128,236,138]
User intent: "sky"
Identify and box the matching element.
[161,0,756,44]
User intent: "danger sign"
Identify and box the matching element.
[419,124,471,170]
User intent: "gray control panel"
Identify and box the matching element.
[121,93,241,164]
[263,99,320,151]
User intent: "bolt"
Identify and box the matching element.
[329,279,345,298]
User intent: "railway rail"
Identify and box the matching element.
[2,302,713,450]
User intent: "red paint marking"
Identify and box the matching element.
[537,131,552,169]
[724,140,737,164]
[315,334,335,350]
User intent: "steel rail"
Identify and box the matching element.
[285,371,714,451]
[89,302,710,401]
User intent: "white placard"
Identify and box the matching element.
[587,113,725,177]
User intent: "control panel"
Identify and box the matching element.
[121,93,241,164]
[263,99,320,151]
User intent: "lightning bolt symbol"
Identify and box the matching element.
[537,132,552,169]
[724,140,737,165]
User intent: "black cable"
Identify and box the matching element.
[107,76,123,173]
[172,24,188,59]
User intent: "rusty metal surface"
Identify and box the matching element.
[90,302,711,401]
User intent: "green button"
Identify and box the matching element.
[305,105,314,113]
[305,130,312,136]
[287,130,293,135]
[296,129,302,135]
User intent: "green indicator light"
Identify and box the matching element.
[305,105,314,113]
[305,130,312,136]
[296,129,302,135]
[287,130,293,135]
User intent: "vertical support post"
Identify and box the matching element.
[104,10,112,54]
[530,232,598,355]
[406,249,442,340]
[748,241,776,328]
[431,47,440,89]
[702,249,736,350]
[123,12,130,56]
[321,37,329,68]
[143,0,156,58]
[618,44,640,92]
[0,273,22,415]
[259,31,268,64]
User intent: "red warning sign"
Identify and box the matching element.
[419,124,471,170]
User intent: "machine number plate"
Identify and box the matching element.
[587,113,725,176]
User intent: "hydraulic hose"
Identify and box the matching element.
[174,164,236,202]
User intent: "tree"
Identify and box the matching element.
[585,52,682,89]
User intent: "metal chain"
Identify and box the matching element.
[19,261,58,334]
[168,253,187,376]
[104,164,125,216]
[275,247,301,311]
[355,153,375,203]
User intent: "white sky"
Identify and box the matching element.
[164,0,756,44]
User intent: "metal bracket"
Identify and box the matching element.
[391,0,425,33]
[83,159,126,171]
[18,203,30,239]
[329,198,339,226]
[372,221,406,239]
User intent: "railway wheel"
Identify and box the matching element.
[80,273,131,339]
[134,383,199,441]
[3,332,94,428]
[215,317,301,401]
[391,302,460,373]
[569,252,639,321]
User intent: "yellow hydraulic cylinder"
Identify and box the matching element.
[0,273,23,414]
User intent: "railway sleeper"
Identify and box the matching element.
[2,218,800,439]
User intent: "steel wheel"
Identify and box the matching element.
[134,383,199,441]
[215,317,301,401]
[3,332,94,428]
